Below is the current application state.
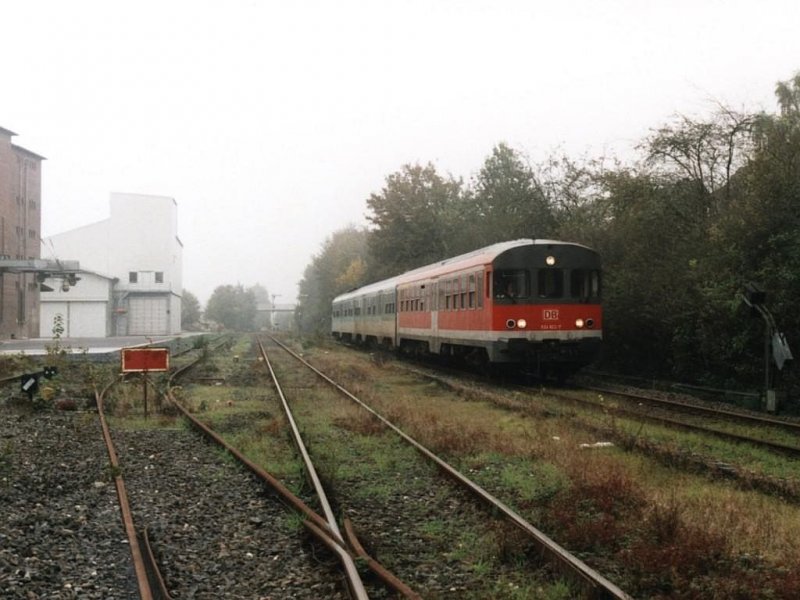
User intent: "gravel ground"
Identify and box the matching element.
[1,400,352,600]
[112,426,349,599]
[0,406,139,600]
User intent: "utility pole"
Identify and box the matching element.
[270,294,281,330]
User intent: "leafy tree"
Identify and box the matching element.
[249,283,271,305]
[641,107,755,216]
[204,284,257,331]
[181,289,202,330]
[296,226,369,335]
[715,73,800,388]
[467,143,555,245]
[365,163,464,280]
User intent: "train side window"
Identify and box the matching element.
[538,269,564,298]
[477,272,484,308]
[460,275,467,309]
[468,274,476,309]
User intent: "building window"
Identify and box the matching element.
[29,229,37,239]
[155,272,164,283]
[129,272,138,283]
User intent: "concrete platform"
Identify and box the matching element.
[0,333,207,357]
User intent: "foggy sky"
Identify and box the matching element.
[3,0,799,305]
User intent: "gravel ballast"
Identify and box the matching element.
[0,408,139,599]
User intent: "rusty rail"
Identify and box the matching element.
[580,383,800,435]
[267,336,632,600]
[256,338,368,600]
[94,378,155,600]
[167,343,420,599]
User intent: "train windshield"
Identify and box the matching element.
[570,269,601,301]
[494,270,529,300]
[537,269,564,298]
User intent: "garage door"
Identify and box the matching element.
[40,302,107,337]
[128,296,168,335]
[69,303,107,337]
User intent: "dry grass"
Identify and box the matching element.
[306,344,800,597]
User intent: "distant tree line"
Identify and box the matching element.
[297,73,800,396]
[181,283,271,332]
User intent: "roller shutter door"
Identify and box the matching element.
[128,296,168,335]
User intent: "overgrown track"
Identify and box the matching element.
[168,337,416,599]
[263,335,632,600]
[579,382,800,434]
[565,384,800,458]
[96,339,353,598]
[255,337,419,599]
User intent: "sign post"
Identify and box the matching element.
[121,348,170,418]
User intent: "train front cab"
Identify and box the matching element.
[487,242,602,375]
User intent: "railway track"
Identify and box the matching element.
[261,335,632,600]
[577,382,800,435]
[392,359,800,460]
[556,384,800,459]
[93,337,367,598]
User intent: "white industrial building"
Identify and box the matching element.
[40,193,183,337]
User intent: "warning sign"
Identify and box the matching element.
[121,348,170,372]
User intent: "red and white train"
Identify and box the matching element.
[331,239,602,377]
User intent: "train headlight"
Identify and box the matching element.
[586,318,594,328]
[506,319,516,329]
[546,255,556,266]
[517,318,527,329]
[575,318,585,328]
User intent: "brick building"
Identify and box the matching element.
[0,127,44,339]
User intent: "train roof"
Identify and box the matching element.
[333,239,592,303]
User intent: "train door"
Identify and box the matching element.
[392,286,399,347]
[431,279,439,352]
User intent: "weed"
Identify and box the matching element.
[545,462,646,553]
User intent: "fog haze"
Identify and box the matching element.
[3,0,798,304]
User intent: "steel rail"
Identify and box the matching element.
[141,528,173,599]
[168,341,421,599]
[163,383,419,599]
[94,378,154,600]
[256,339,369,600]
[547,390,800,458]
[267,336,632,600]
[581,383,800,435]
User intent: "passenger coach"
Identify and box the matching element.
[331,239,601,377]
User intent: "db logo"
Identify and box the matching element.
[543,309,559,320]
